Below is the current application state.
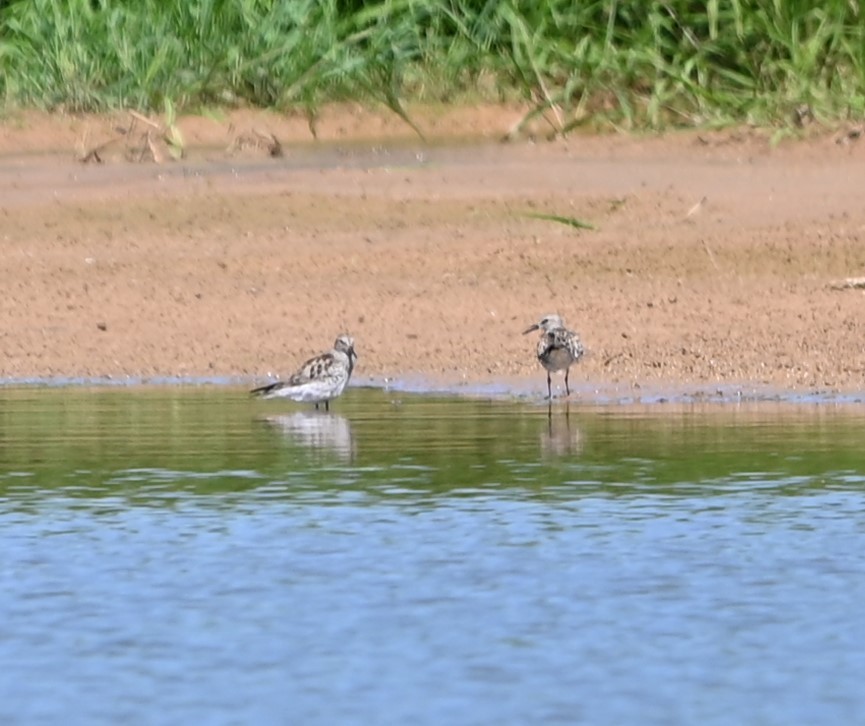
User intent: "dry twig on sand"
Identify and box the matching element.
[226,128,284,157]
[78,111,184,164]
[828,276,865,291]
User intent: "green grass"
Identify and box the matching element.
[1,0,865,132]
[522,212,596,231]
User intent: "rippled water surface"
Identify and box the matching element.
[2,386,865,724]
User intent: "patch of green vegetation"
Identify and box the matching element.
[1,0,864,132]
[522,212,596,231]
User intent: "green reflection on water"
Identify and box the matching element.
[0,386,863,502]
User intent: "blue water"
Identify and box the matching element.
[1,387,864,724]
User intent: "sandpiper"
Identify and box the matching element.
[251,334,357,411]
[523,314,584,399]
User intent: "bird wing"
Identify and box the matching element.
[539,328,584,360]
[561,330,585,360]
[250,380,290,397]
[288,352,337,385]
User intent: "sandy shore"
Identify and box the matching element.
[2,107,865,399]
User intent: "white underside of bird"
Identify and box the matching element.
[539,345,578,373]
[255,376,349,403]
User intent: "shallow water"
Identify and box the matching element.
[2,386,865,724]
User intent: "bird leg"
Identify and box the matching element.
[325,400,330,412]
[546,372,552,400]
[565,369,571,396]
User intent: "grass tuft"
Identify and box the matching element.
[522,212,596,231]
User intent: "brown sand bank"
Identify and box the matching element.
[2,106,865,399]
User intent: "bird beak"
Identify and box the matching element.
[522,323,539,335]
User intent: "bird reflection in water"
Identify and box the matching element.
[260,412,355,461]
[540,404,584,458]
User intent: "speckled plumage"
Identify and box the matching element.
[251,334,357,411]
[523,314,584,399]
